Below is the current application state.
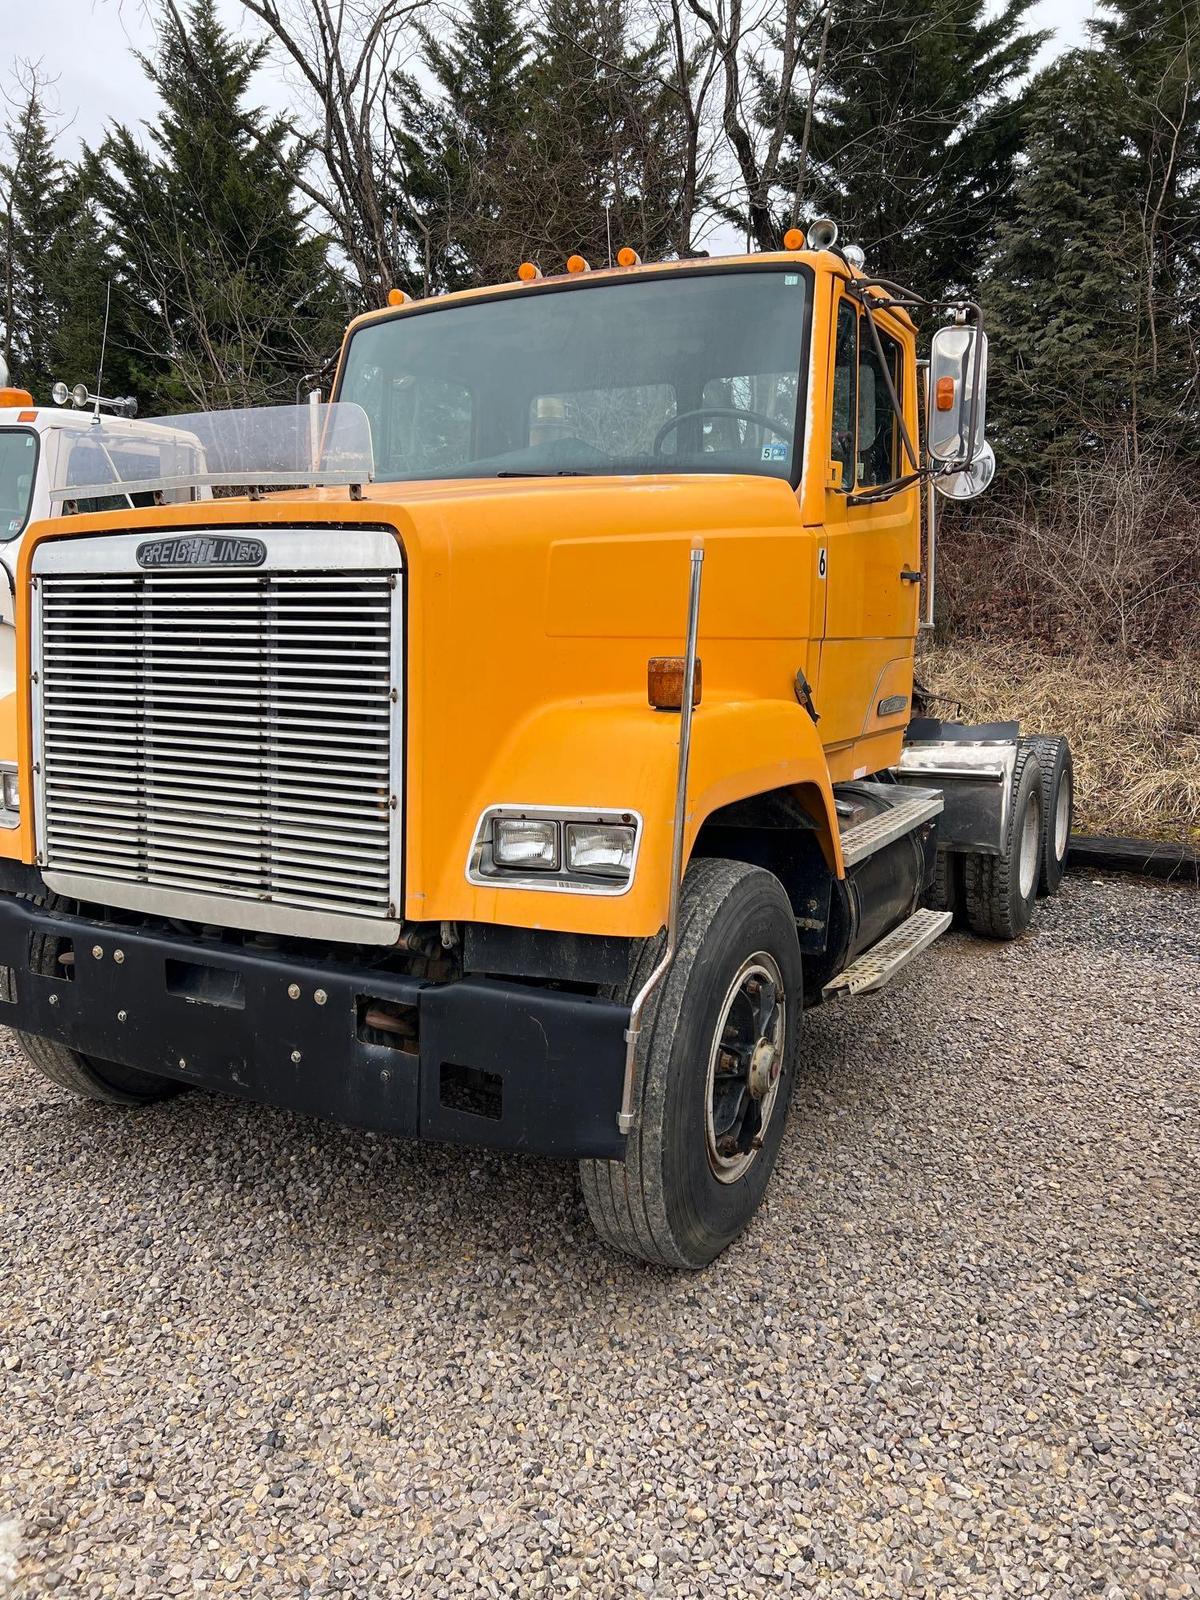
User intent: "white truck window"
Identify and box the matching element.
[0,429,38,538]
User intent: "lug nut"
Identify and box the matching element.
[114,950,125,965]
[313,989,327,1006]
[92,945,103,960]
[48,993,59,1007]
[177,1057,187,1070]
[117,1010,127,1023]
[287,983,301,1000]
[291,1049,302,1064]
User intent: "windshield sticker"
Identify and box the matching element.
[8,520,19,533]
[761,442,788,463]
[784,274,800,286]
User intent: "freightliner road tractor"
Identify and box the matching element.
[0,227,1073,1267]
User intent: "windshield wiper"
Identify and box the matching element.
[494,468,591,478]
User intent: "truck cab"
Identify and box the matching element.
[0,238,1070,1267]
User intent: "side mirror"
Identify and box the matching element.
[928,323,987,468]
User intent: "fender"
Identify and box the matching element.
[414,692,843,939]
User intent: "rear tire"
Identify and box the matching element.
[963,745,1044,940]
[925,848,962,918]
[15,913,183,1106]
[579,858,802,1269]
[1027,734,1073,896]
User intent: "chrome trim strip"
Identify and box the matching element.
[466,804,643,897]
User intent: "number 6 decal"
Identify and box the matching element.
[818,546,827,579]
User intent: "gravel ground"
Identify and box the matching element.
[1,873,1197,1599]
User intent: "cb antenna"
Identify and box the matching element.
[92,281,112,426]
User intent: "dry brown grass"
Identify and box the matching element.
[917,640,1200,845]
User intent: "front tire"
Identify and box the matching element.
[580,858,802,1269]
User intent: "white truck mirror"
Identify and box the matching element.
[928,324,987,467]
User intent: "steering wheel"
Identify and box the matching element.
[653,406,794,457]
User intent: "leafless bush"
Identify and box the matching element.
[937,441,1200,657]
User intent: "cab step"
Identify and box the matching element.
[837,784,944,868]
[822,908,953,999]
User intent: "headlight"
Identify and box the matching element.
[493,816,559,870]
[565,822,635,879]
[0,762,18,827]
[469,807,641,894]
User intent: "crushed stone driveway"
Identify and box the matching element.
[1,874,1197,1598]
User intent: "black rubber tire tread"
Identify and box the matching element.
[579,858,801,1269]
[925,849,961,918]
[1026,734,1073,897]
[15,909,184,1106]
[962,746,1044,941]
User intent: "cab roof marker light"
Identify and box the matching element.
[518,261,542,282]
[386,288,409,307]
[566,254,591,274]
[617,247,641,268]
[782,227,806,251]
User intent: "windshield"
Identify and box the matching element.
[337,267,811,483]
[0,429,38,540]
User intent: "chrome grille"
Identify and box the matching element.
[35,547,401,939]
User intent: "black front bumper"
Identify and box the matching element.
[0,899,629,1160]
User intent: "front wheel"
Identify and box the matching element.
[580,858,802,1269]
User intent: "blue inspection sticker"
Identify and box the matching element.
[761,442,788,463]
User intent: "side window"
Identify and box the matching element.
[857,330,904,488]
[831,301,857,488]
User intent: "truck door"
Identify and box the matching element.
[815,286,920,758]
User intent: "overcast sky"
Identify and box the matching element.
[9,0,1099,163]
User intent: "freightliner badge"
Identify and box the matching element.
[136,535,267,569]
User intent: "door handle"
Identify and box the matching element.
[899,568,922,583]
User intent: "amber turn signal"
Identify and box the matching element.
[566,254,591,274]
[783,228,805,251]
[935,376,956,412]
[387,288,408,307]
[617,247,641,267]
[517,261,542,281]
[648,656,703,711]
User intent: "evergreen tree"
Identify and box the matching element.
[392,0,531,293]
[521,0,687,268]
[1088,0,1199,423]
[91,0,345,412]
[1,90,70,396]
[981,52,1142,474]
[783,0,1044,298]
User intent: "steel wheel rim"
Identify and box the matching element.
[1018,791,1040,899]
[704,952,786,1184]
[1054,773,1071,861]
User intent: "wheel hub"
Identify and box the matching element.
[704,953,787,1184]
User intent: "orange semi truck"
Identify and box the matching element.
[0,230,1072,1266]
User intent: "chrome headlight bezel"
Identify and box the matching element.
[467,805,642,895]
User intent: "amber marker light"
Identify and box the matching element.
[936,376,956,412]
[783,227,805,250]
[517,261,542,281]
[18,410,37,422]
[648,656,703,711]
[617,247,641,268]
[566,254,591,274]
[387,288,408,307]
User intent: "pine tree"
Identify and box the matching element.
[784,0,1044,298]
[522,0,687,268]
[392,0,531,293]
[981,51,1142,474]
[1,90,70,396]
[91,0,345,412]
[1088,0,1199,426]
